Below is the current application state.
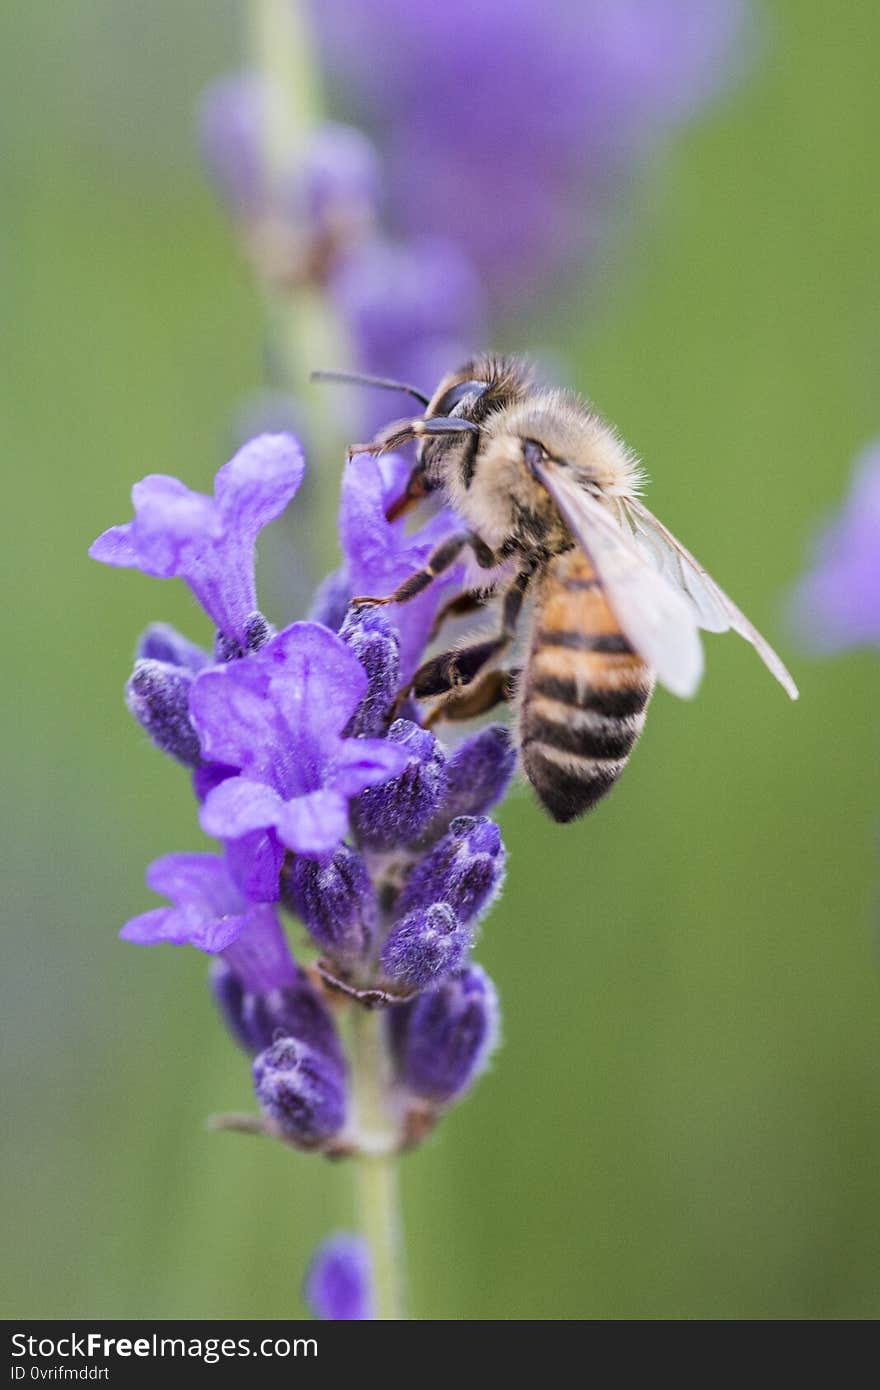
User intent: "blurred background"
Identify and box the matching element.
[3,0,879,1319]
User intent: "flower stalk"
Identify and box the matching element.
[349,1005,406,1320]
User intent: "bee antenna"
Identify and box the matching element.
[310,369,430,408]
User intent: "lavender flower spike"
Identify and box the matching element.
[193,622,409,858]
[305,1235,374,1321]
[90,434,304,651]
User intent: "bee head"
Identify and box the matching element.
[425,354,535,425]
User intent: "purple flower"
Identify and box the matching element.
[304,1234,374,1320]
[192,622,409,857]
[90,434,304,650]
[789,442,880,652]
[121,850,292,960]
[338,454,462,679]
[314,0,748,298]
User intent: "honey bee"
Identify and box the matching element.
[314,355,798,822]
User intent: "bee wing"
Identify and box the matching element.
[534,460,704,698]
[624,497,799,700]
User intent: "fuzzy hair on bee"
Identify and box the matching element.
[314,353,797,824]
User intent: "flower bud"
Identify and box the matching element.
[429,725,516,833]
[137,622,210,673]
[214,610,271,662]
[253,1036,347,1148]
[210,961,342,1062]
[351,719,446,849]
[393,965,500,1105]
[283,845,377,962]
[396,816,505,929]
[339,605,400,736]
[125,659,201,766]
[380,902,470,992]
[304,1234,374,1321]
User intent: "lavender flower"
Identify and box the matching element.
[313,0,749,297]
[789,441,880,652]
[192,621,409,857]
[90,434,304,651]
[120,851,277,955]
[198,75,381,285]
[305,1235,373,1320]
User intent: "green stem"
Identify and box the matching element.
[349,1006,406,1320]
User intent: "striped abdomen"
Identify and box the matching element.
[519,550,655,822]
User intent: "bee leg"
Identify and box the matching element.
[410,562,535,698]
[428,586,496,640]
[351,532,498,609]
[425,668,520,727]
[348,416,480,459]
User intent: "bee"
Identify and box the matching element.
[314,355,798,822]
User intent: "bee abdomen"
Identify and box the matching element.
[520,553,654,822]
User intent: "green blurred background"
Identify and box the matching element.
[3,1,879,1320]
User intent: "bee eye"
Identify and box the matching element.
[433,379,485,417]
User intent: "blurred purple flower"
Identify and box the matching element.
[198,76,381,262]
[338,454,461,679]
[192,621,409,857]
[305,1234,374,1320]
[314,0,749,297]
[329,235,486,429]
[90,435,303,650]
[789,442,880,652]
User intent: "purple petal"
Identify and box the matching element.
[189,664,281,771]
[219,903,297,987]
[120,904,243,953]
[129,475,220,576]
[200,776,285,840]
[88,523,140,568]
[214,433,305,535]
[145,851,239,914]
[224,829,286,904]
[264,622,369,740]
[330,737,410,796]
[275,790,351,856]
